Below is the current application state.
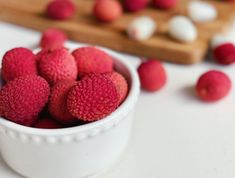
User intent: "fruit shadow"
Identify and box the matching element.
[179,85,199,102]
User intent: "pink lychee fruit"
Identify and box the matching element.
[2,47,37,82]
[0,75,50,126]
[67,74,119,122]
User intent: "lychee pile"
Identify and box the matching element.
[43,0,232,44]
[0,46,129,129]
[44,0,233,24]
[45,0,179,23]
[92,0,178,22]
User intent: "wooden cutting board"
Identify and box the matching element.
[0,0,234,64]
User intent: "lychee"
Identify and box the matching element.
[72,46,113,77]
[40,28,67,49]
[36,46,67,62]
[0,75,50,126]
[49,80,77,124]
[67,74,119,122]
[38,48,77,85]
[123,0,148,12]
[46,0,75,20]
[153,0,178,9]
[93,0,123,22]
[34,117,62,129]
[2,47,37,82]
[107,72,128,104]
[196,70,231,102]
[213,43,235,65]
[138,59,167,92]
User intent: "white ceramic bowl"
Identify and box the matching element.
[0,47,140,178]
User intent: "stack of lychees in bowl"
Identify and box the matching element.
[0,45,128,128]
[0,31,140,178]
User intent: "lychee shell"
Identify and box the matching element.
[0,75,50,126]
[67,74,119,121]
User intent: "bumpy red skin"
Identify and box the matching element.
[36,47,67,61]
[196,70,231,102]
[46,0,75,20]
[213,43,235,65]
[93,0,123,22]
[153,0,177,9]
[107,72,128,105]
[40,28,67,49]
[72,46,113,77]
[34,118,62,129]
[38,48,78,85]
[49,80,77,124]
[2,47,37,82]
[123,0,148,12]
[0,75,50,126]
[67,74,119,122]
[138,59,167,92]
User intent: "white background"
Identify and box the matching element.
[1,21,235,178]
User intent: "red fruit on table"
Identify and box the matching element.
[46,0,75,20]
[123,0,148,12]
[93,0,123,22]
[196,70,231,102]
[213,43,235,65]
[138,59,167,92]
[153,0,178,9]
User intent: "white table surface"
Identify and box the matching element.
[1,21,235,178]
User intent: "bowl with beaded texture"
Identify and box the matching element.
[0,46,140,178]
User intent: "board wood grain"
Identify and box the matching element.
[0,0,234,64]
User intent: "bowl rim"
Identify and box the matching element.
[0,45,140,136]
